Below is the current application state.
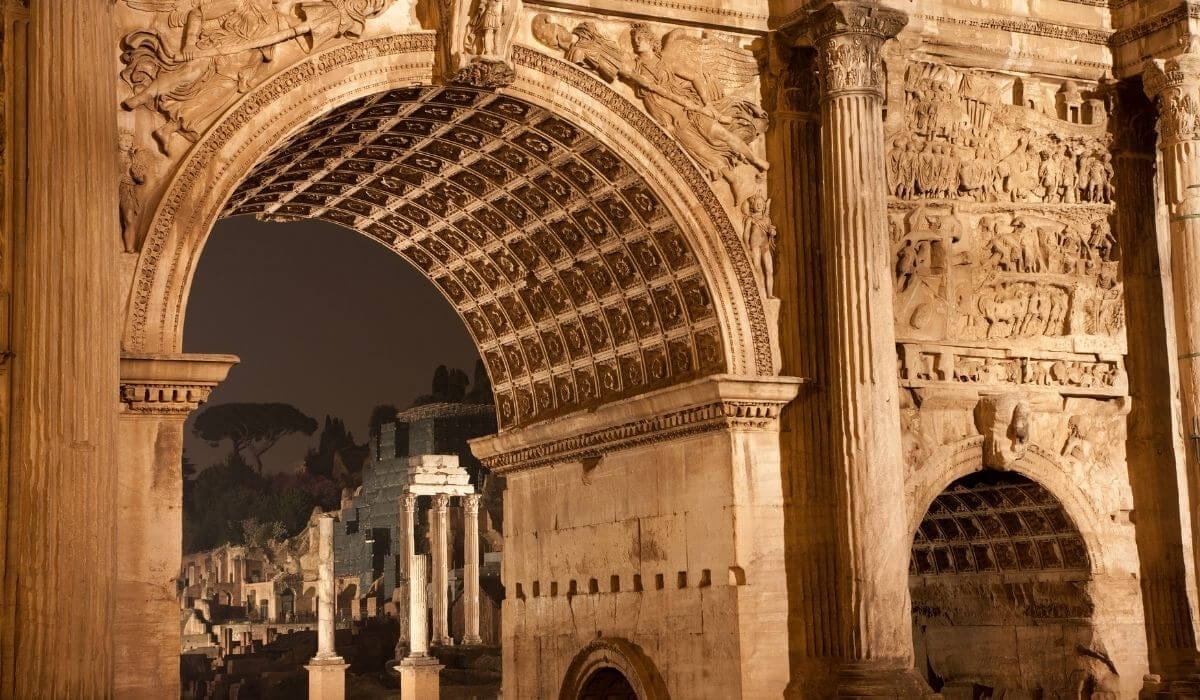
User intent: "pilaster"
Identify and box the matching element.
[115,353,237,697]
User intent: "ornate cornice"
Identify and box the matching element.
[480,398,792,474]
[120,383,216,415]
[1110,4,1196,48]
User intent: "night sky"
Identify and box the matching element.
[182,216,481,473]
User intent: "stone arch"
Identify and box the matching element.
[558,638,669,700]
[906,437,1111,573]
[905,438,1148,698]
[123,32,775,429]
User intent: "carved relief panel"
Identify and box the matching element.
[887,55,1131,510]
[885,59,1124,395]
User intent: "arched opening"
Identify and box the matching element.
[579,668,638,700]
[121,34,789,698]
[909,470,1120,698]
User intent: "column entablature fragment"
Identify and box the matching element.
[119,353,239,416]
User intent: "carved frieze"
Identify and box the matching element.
[891,204,1123,351]
[899,344,1127,399]
[889,62,1113,206]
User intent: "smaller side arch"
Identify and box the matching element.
[906,438,1110,574]
[559,638,669,700]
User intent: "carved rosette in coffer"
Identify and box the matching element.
[223,86,727,430]
[885,59,1123,400]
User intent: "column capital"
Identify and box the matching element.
[401,492,417,510]
[1144,52,1200,146]
[119,353,239,416]
[432,493,450,511]
[462,493,481,514]
[808,2,907,99]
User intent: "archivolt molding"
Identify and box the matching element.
[906,438,1112,574]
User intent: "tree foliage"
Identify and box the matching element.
[193,402,318,474]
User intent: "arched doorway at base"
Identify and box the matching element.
[909,470,1120,698]
[558,639,668,700]
[579,668,638,700]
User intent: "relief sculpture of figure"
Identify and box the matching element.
[742,194,777,298]
[121,0,392,156]
[533,15,768,203]
[464,0,503,59]
[119,130,152,253]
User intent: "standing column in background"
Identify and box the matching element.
[305,514,348,700]
[462,494,483,645]
[396,492,419,646]
[808,3,933,696]
[432,493,453,645]
[397,555,443,699]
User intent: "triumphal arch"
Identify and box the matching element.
[4,0,1200,697]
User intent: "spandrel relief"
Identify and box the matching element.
[529,13,774,297]
[530,14,768,206]
[119,0,398,157]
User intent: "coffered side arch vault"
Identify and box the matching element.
[123,32,776,429]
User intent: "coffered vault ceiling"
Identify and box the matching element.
[911,473,1090,577]
[223,85,727,430]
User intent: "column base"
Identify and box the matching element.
[304,655,349,700]
[396,655,444,699]
[462,634,483,645]
[435,636,455,647]
[836,662,936,698]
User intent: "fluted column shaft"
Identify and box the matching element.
[1142,57,1200,675]
[316,514,337,657]
[409,555,430,657]
[810,4,919,689]
[3,0,122,694]
[462,494,482,645]
[432,494,452,645]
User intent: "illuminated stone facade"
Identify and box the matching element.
[2,0,1200,698]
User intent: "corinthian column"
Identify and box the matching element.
[809,4,932,696]
[431,493,453,645]
[462,494,483,645]
[1142,54,1200,676]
